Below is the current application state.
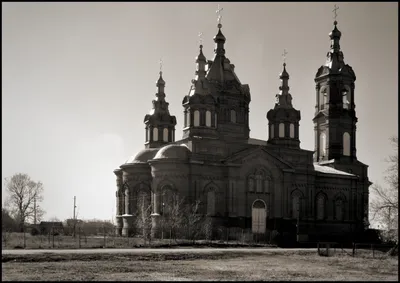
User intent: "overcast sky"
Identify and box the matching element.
[2,2,398,222]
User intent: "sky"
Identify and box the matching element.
[2,2,398,222]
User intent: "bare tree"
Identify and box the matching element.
[4,173,45,231]
[370,136,398,245]
[164,193,186,241]
[135,193,152,244]
[184,200,203,244]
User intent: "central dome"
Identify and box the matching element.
[153,144,191,160]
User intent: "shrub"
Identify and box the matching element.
[30,227,40,236]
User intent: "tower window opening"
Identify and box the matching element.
[342,88,350,109]
[194,110,200,127]
[279,123,285,138]
[186,110,191,127]
[163,128,168,142]
[290,123,295,138]
[343,132,350,156]
[319,132,326,157]
[270,124,274,139]
[205,110,212,127]
[153,127,159,142]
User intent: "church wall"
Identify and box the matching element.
[150,161,190,212]
[314,174,357,222]
[189,162,226,216]
[119,164,153,236]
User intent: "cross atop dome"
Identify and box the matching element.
[332,4,339,25]
[216,4,223,28]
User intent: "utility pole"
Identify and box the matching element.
[73,196,77,238]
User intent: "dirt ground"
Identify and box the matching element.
[2,250,398,281]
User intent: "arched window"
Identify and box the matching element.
[205,110,212,127]
[207,189,215,216]
[316,194,326,220]
[343,132,350,156]
[248,176,255,192]
[290,123,295,138]
[252,200,266,234]
[292,193,300,219]
[279,123,285,138]
[320,87,328,110]
[146,127,149,142]
[194,110,200,127]
[335,199,344,221]
[136,190,151,218]
[342,86,351,109]
[163,128,168,142]
[161,186,174,217]
[153,127,158,142]
[270,124,274,139]
[214,113,218,127]
[255,171,264,193]
[231,110,236,123]
[186,110,191,127]
[320,132,326,157]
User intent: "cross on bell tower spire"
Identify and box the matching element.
[216,4,223,28]
[282,49,288,64]
[332,4,339,24]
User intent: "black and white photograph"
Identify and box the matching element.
[2,2,398,281]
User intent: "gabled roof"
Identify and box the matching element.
[223,146,294,169]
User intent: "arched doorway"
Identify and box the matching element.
[252,200,267,234]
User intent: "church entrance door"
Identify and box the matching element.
[252,200,266,234]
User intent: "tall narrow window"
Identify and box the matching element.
[320,87,328,110]
[320,132,326,157]
[316,195,325,220]
[342,86,351,109]
[335,199,343,220]
[194,110,200,127]
[205,110,211,127]
[292,194,300,219]
[231,110,236,123]
[270,124,274,139]
[264,177,271,193]
[279,123,285,138]
[146,127,149,142]
[186,110,191,127]
[215,113,218,127]
[153,127,158,142]
[207,190,215,216]
[248,176,255,192]
[255,172,263,193]
[163,128,168,142]
[290,123,295,138]
[343,132,350,156]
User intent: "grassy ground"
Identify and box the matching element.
[2,250,398,281]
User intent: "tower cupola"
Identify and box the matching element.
[267,51,301,149]
[144,64,177,148]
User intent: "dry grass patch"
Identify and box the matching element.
[2,251,398,281]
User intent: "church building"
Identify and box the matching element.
[113,10,371,243]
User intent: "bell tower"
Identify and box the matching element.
[313,17,357,162]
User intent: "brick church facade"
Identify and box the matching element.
[113,15,371,243]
